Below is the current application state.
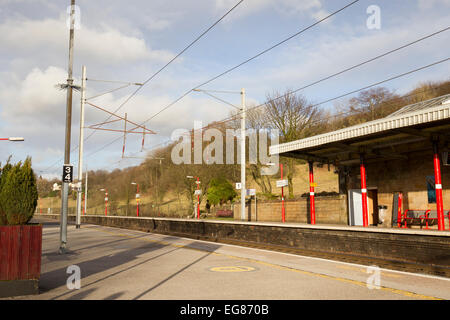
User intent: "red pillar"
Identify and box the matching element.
[433,141,445,231]
[360,154,369,227]
[136,184,140,217]
[309,161,316,225]
[197,177,200,219]
[105,192,108,216]
[397,192,403,228]
[281,164,285,223]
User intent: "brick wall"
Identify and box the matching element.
[233,195,348,225]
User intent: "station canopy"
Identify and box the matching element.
[269,94,450,166]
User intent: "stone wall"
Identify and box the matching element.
[233,195,348,225]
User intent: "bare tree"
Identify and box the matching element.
[264,90,321,198]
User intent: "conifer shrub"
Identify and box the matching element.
[0,157,38,225]
[0,158,13,225]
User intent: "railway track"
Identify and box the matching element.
[215,238,450,278]
[37,216,450,278]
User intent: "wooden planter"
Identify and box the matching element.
[0,224,42,297]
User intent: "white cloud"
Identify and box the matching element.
[214,0,328,22]
[0,66,67,124]
[0,17,174,65]
[418,0,450,9]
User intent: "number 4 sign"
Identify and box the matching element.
[62,164,73,183]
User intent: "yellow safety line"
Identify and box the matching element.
[89,226,442,300]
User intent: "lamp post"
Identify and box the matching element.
[187,176,200,219]
[131,182,140,217]
[0,137,25,141]
[100,189,108,216]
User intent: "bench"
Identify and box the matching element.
[402,209,450,229]
[216,210,233,218]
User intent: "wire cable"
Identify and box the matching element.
[84,58,450,162]
[90,0,245,132]
[111,81,450,167]
[41,0,244,173]
[139,0,361,125]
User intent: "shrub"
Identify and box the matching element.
[207,177,236,206]
[0,157,38,225]
[0,158,13,225]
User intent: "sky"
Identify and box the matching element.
[0,0,449,179]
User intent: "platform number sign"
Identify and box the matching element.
[62,164,73,183]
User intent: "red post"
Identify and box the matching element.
[397,192,403,228]
[433,141,445,231]
[137,201,139,217]
[197,177,200,219]
[105,191,108,216]
[309,161,316,225]
[136,183,140,217]
[360,154,369,227]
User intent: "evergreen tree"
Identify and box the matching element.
[0,157,38,225]
[0,157,13,225]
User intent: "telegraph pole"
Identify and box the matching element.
[240,88,246,221]
[60,0,76,253]
[76,65,86,229]
[84,168,88,215]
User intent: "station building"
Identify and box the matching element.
[270,94,450,230]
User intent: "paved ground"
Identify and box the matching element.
[6,218,450,300]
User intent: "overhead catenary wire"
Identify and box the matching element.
[41,0,244,173]
[113,81,450,168]
[42,6,447,173]
[85,83,133,101]
[86,78,143,86]
[147,26,450,141]
[85,58,450,163]
[138,0,361,125]
[88,0,245,134]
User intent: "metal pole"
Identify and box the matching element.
[76,65,86,229]
[309,161,316,225]
[433,141,445,230]
[84,168,88,215]
[240,88,246,221]
[255,194,257,222]
[281,163,285,222]
[360,154,369,227]
[59,0,76,254]
[122,113,127,158]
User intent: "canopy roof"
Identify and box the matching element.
[269,94,450,165]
